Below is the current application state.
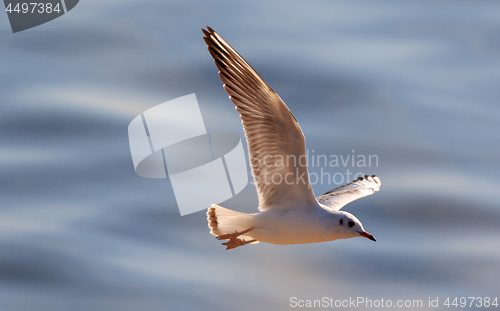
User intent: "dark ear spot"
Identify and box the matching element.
[339,219,343,225]
[348,220,355,228]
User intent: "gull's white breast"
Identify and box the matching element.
[247,206,338,245]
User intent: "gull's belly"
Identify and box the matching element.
[249,209,335,245]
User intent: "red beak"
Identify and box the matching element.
[359,231,376,242]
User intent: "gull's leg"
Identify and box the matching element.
[222,238,258,250]
[216,227,254,240]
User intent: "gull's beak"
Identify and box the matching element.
[359,231,376,242]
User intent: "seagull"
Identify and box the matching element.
[202,26,381,250]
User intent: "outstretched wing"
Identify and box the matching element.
[317,175,381,211]
[202,27,317,210]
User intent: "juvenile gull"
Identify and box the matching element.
[202,27,381,250]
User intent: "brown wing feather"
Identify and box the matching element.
[202,27,317,210]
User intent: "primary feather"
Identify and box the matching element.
[317,175,382,211]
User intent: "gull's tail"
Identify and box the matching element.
[207,204,259,245]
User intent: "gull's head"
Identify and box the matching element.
[333,211,376,242]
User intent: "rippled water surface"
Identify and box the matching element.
[1,1,499,310]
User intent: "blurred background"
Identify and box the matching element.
[1,0,499,310]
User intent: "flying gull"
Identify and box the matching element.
[202,26,381,250]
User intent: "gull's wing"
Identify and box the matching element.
[317,175,381,211]
[202,27,317,210]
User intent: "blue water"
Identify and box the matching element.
[1,1,499,310]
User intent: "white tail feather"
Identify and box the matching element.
[207,204,259,243]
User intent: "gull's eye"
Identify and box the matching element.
[339,219,343,225]
[348,220,355,228]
